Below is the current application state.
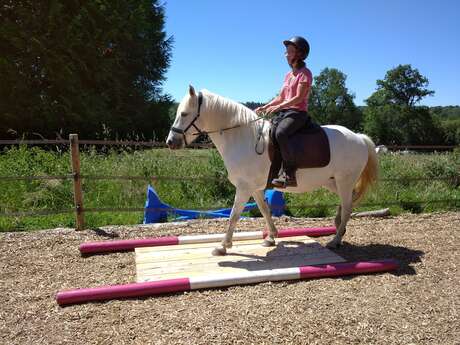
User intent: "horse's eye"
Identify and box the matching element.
[181,112,188,117]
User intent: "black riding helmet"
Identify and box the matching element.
[283,36,310,60]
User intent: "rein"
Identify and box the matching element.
[199,117,264,136]
[171,91,266,153]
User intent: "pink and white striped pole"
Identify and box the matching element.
[79,226,337,254]
[56,259,398,306]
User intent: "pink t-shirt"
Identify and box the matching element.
[280,66,312,111]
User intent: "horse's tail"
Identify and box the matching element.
[353,134,379,205]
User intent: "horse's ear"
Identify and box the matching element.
[189,84,196,97]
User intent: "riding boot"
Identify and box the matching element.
[271,164,297,188]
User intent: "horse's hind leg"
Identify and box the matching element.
[212,188,251,256]
[325,180,344,234]
[327,177,354,248]
[253,190,278,247]
[334,205,343,232]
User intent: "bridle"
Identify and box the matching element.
[170,92,206,146]
[170,91,266,154]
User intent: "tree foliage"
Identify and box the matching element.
[430,106,460,145]
[308,68,362,131]
[438,118,460,145]
[0,0,172,140]
[430,106,460,119]
[369,64,435,107]
[243,101,264,111]
[363,64,446,145]
[363,104,444,145]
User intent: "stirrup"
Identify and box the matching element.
[271,173,297,188]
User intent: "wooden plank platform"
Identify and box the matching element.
[136,236,345,282]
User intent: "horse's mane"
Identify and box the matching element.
[201,90,260,130]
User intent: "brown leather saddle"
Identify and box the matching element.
[266,122,331,188]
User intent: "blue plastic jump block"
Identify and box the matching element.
[143,184,285,224]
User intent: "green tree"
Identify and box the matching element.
[430,106,460,144]
[438,118,460,145]
[363,64,443,145]
[308,68,362,130]
[370,64,435,107]
[243,101,264,110]
[0,0,172,140]
[430,106,460,119]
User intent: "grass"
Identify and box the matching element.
[0,145,458,232]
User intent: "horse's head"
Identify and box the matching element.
[166,85,205,149]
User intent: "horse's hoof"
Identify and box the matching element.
[262,239,276,247]
[212,247,227,256]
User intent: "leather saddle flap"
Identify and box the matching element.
[289,124,330,168]
[269,124,331,169]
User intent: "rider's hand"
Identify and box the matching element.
[254,106,266,114]
[266,105,280,114]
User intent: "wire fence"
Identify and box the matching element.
[0,139,457,150]
[0,174,457,183]
[0,139,213,148]
[0,135,458,228]
[1,199,458,218]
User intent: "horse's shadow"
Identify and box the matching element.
[218,240,423,276]
[331,242,423,276]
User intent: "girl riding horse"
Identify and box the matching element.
[255,36,313,188]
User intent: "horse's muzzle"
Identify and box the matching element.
[166,136,184,150]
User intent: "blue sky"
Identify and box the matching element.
[162,0,459,106]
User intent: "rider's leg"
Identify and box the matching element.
[272,112,308,187]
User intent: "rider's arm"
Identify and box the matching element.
[263,94,284,108]
[256,87,286,112]
[276,81,309,110]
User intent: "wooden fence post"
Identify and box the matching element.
[70,134,84,230]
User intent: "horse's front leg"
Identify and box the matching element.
[252,190,278,247]
[212,188,251,256]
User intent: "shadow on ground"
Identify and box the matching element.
[218,240,423,276]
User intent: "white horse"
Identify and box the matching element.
[167,86,378,255]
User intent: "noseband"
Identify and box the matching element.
[170,92,205,145]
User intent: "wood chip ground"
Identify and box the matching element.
[1,212,459,345]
